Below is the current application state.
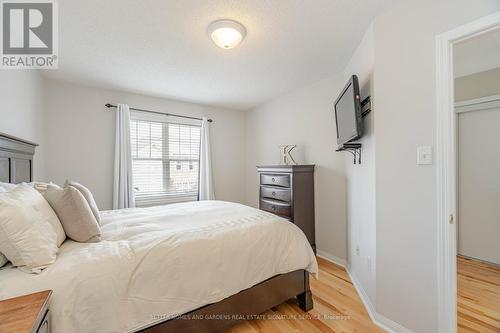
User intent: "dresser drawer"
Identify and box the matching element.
[260,199,292,217]
[260,174,290,188]
[260,186,291,202]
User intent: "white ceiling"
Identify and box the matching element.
[454,28,500,78]
[43,0,395,110]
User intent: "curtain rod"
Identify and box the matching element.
[105,104,213,123]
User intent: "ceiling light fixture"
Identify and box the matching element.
[208,19,246,49]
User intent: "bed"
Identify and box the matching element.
[0,132,318,333]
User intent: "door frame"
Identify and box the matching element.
[455,94,500,113]
[435,11,500,333]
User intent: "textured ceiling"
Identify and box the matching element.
[42,0,395,110]
[454,28,500,78]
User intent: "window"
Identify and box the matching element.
[130,115,201,206]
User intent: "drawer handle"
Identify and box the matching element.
[272,191,276,196]
[271,205,276,211]
[271,177,276,182]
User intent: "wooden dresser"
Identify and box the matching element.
[0,290,52,333]
[257,165,316,253]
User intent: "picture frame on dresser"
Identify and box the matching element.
[257,165,316,253]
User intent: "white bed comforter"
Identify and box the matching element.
[0,201,317,333]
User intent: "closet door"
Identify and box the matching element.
[458,106,500,265]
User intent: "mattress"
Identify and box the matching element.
[0,200,318,333]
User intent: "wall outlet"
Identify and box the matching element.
[356,245,360,256]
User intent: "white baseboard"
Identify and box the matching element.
[346,268,377,322]
[317,251,414,333]
[316,250,347,267]
[374,313,414,333]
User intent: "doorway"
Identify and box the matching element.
[436,11,500,333]
[454,29,500,332]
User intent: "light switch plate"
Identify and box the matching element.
[417,146,433,165]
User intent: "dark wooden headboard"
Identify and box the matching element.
[0,132,38,184]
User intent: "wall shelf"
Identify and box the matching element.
[336,143,362,164]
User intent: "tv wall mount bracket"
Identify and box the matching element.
[336,143,362,164]
[361,96,371,117]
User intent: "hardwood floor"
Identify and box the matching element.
[227,257,384,333]
[224,255,500,333]
[457,256,500,333]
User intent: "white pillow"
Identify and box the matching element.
[64,180,101,224]
[44,185,101,243]
[27,183,66,245]
[0,182,65,266]
[0,182,17,193]
[0,181,54,194]
[0,185,62,273]
[0,183,16,266]
[31,181,61,195]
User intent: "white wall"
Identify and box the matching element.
[243,22,378,313]
[245,75,348,261]
[343,25,377,307]
[43,79,246,210]
[372,1,500,332]
[0,71,46,179]
[458,107,500,265]
[455,67,500,101]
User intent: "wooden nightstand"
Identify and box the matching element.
[0,290,52,333]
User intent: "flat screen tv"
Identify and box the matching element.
[334,75,363,146]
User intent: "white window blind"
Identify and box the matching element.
[130,115,201,206]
